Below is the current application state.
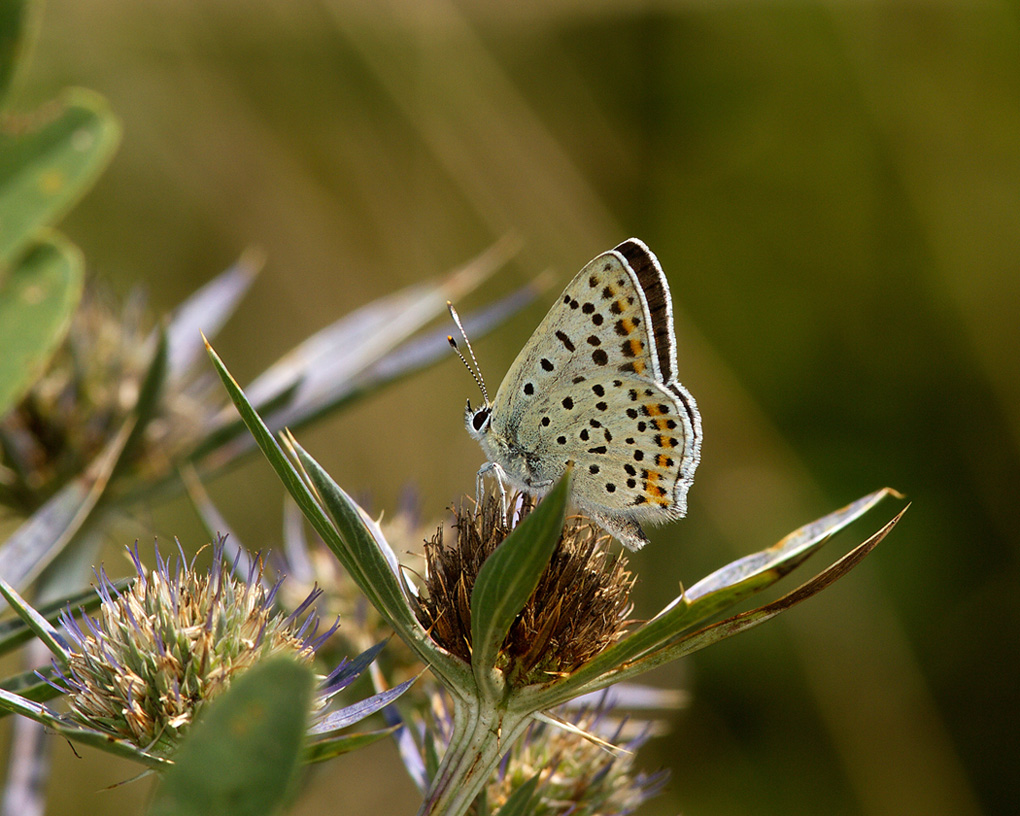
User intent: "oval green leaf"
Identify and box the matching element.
[148,657,314,816]
[0,234,82,417]
[0,87,120,267]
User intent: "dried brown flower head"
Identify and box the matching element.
[413,493,635,685]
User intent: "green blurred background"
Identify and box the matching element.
[6,1,1019,814]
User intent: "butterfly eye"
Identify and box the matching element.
[472,408,491,432]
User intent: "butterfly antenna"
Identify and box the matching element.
[447,301,490,405]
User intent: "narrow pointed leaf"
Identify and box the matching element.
[304,726,397,764]
[0,417,133,606]
[321,640,387,697]
[290,440,470,687]
[526,490,904,709]
[494,774,540,816]
[471,475,570,679]
[0,234,82,416]
[0,88,120,266]
[310,675,417,734]
[0,688,169,769]
[149,658,313,816]
[610,506,908,677]
[193,284,536,472]
[243,236,517,411]
[684,488,901,610]
[0,576,67,656]
[164,253,259,380]
[205,342,469,689]
[0,578,131,655]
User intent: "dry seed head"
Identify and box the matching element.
[412,492,635,685]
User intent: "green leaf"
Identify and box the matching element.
[0,687,170,769]
[289,438,472,689]
[205,341,471,691]
[493,774,540,816]
[0,0,38,106]
[0,575,68,657]
[304,726,396,764]
[0,578,131,656]
[470,475,569,685]
[148,657,314,816]
[0,234,82,417]
[613,505,908,675]
[526,489,904,708]
[0,87,120,267]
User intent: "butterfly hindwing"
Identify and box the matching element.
[471,238,702,549]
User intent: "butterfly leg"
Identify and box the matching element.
[475,461,511,521]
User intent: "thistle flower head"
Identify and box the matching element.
[485,699,668,816]
[0,284,210,511]
[411,686,668,816]
[413,493,635,685]
[56,536,335,757]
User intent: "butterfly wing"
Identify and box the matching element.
[485,239,702,546]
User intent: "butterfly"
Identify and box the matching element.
[450,238,702,550]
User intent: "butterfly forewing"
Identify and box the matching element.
[486,240,700,525]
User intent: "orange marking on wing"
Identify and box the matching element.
[645,404,666,416]
[655,454,673,468]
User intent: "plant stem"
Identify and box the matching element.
[417,700,530,816]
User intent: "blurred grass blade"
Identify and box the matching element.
[0,234,82,416]
[0,88,120,267]
[0,417,133,606]
[243,237,516,415]
[0,0,39,108]
[0,578,131,655]
[470,475,569,683]
[148,657,313,816]
[197,284,537,473]
[164,252,260,380]
[304,726,396,765]
[206,342,469,688]
[323,281,543,417]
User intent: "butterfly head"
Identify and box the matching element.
[464,399,492,440]
[448,301,494,440]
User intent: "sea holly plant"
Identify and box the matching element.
[207,341,907,816]
[0,535,415,771]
